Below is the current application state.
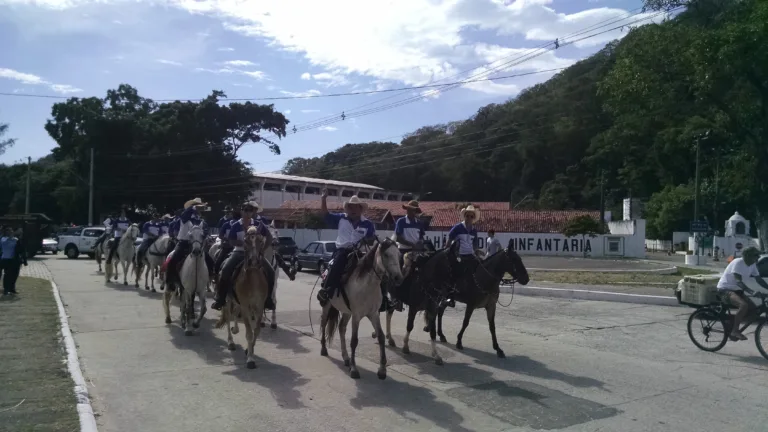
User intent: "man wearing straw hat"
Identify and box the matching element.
[135,212,162,267]
[316,188,376,307]
[393,200,427,310]
[106,205,132,265]
[716,246,768,340]
[443,205,482,302]
[165,198,215,291]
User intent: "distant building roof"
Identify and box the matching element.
[253,172,385,191]
[260,207,393,225]
[280,200,510,217]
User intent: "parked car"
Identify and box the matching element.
[277,236,298,262]
[295,241,336,273]
[40,238,58,254]
[58,226,105,259]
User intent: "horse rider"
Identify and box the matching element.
[393,200,426,311]
[214,206,236,278]
[212,201,273,311]
[160,214,172,236]
[136,212,162,266]
[315,189,377,307]
[93,212,116,252]
[165,198,215,291]
[443,205,482,304]
[106,206,131,265]
[243,201,295,280]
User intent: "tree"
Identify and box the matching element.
[0,121,15,156]
[562,215,604,257]
[300,211,326,240]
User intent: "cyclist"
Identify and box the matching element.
[716,247,768,340]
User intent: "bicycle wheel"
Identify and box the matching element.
[754,320,768,361]
[687,308,729,352]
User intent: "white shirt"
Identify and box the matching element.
[326,213,375,249]
[103,218,113,234]
[717,258,759,291]
[394,216,424,251]
[487,236,502,255]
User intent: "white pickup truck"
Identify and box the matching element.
[57,226,106,259]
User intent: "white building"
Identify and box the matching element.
[250,172,411,209]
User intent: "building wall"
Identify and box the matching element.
[280,227,646,258]
[249,185,402,209]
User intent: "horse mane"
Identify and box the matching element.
[358,243,381,273]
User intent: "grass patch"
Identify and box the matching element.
[525,266,717,286]
[0,277,79,432]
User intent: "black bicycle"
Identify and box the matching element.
[686,290,768,360]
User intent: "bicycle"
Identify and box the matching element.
[686,289,768,360]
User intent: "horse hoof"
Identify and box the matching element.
[192,322,200,329]
[246,361,257,369]
[151,289,157,293]
[350,370,361,379]
[228,343,236,351]
[435,358,444,366]
[184,329,194,336]
[402,346,410,355]
[456,342,463,350]
[439,336,448,343]
[371,331,377,339]
[164,317,171,324]
[388,339,397,348]
[423,326,429,332]
[497,350,506,359]
[344,358,350,367]
[377,371,387,380]
[260,322,265,328]
[320,347,328,357]
[123,282,128,286]
[270,323,277,330]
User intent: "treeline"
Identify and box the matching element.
[282,0,768,244]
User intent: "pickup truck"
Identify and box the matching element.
[58,226,106,259]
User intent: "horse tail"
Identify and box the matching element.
[325,306,340,344]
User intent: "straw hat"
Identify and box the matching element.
[241,201,263,213]
[184,198,208,209]
[402,200,422,213]
[460,205,481,222]
[343,195,368,211]
[162,214,173,220]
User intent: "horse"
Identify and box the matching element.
[163,225,210,336]
[377,240,451,365]
[208,237,223,293]
[321,238,403,380]
[134,235,171,292]
[104,224,141,285]
[430,241,529,358]
[259,223,281,330]
[94,239,108,273]
[214,226,271,369]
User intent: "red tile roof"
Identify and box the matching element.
[261,207,392,224]
[279,200,510,218]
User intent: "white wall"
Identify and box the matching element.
[249,189,396,209]
[284,227,646,258]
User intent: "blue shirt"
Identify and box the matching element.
[448,222,477,255]
[218,219,232,240]
[394,216,424,250]
[325,213,375,249]
[160,221,170,235]
[228,218,269,251]
[111,216,131,238]
[169,217,181,238]
[0,236,17,259]
[142,221,161,238]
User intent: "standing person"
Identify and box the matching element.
[315,189,376,307]
[1,227,27,295]
[106,207,131,265]
[486,229,502,256]
[716,247,768,340]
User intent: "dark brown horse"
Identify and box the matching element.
[427,241,529,358]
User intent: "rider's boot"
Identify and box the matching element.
[211,285,227,310]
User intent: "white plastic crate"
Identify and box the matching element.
[680,275,719,305]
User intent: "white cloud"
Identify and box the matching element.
[231,82,252,87]
[301,109,320,113]
[280,89,321,98]
[195,67,267,80]
[284,109,291,114]
[217,47,235,51]
[156,59,183,66]
[0,67,81,94]
[300,72,311,80]
[318,126,337,132]
[300,71,349,87]
[223,60,257,67]
[240,70,267,80]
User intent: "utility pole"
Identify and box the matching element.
[24,156,31,213]
[599,170,605,225]
[693,130,710,257]
[88,148,94,226]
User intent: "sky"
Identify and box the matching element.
[0,0,654,173]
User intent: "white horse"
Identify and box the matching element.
[134,235,171,292]
[105,224,140,285]
[208,237,222,293]
[259,224,281,330]
[320,238,403,380]
[163,224,209,336]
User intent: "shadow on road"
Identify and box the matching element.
[222,357,310,410]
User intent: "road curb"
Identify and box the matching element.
[529,266,678,275]
[500,284,680,307]
[51,280,99,432]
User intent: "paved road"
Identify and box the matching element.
[39,255,768,432]
[508,256,669,271]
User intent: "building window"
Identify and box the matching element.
[264,182,282,191]
[608,237,620,253]
[358,191,370,199]
[305,186,321,195]
[285,185,300,193]
[342,190,354,197]
[387,195,399,201]
[373,193,385,200]
[327,188,338,196]
[735,222,746,235]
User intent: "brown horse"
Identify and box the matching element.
[428,241,529,358]
[214,226,271,369]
